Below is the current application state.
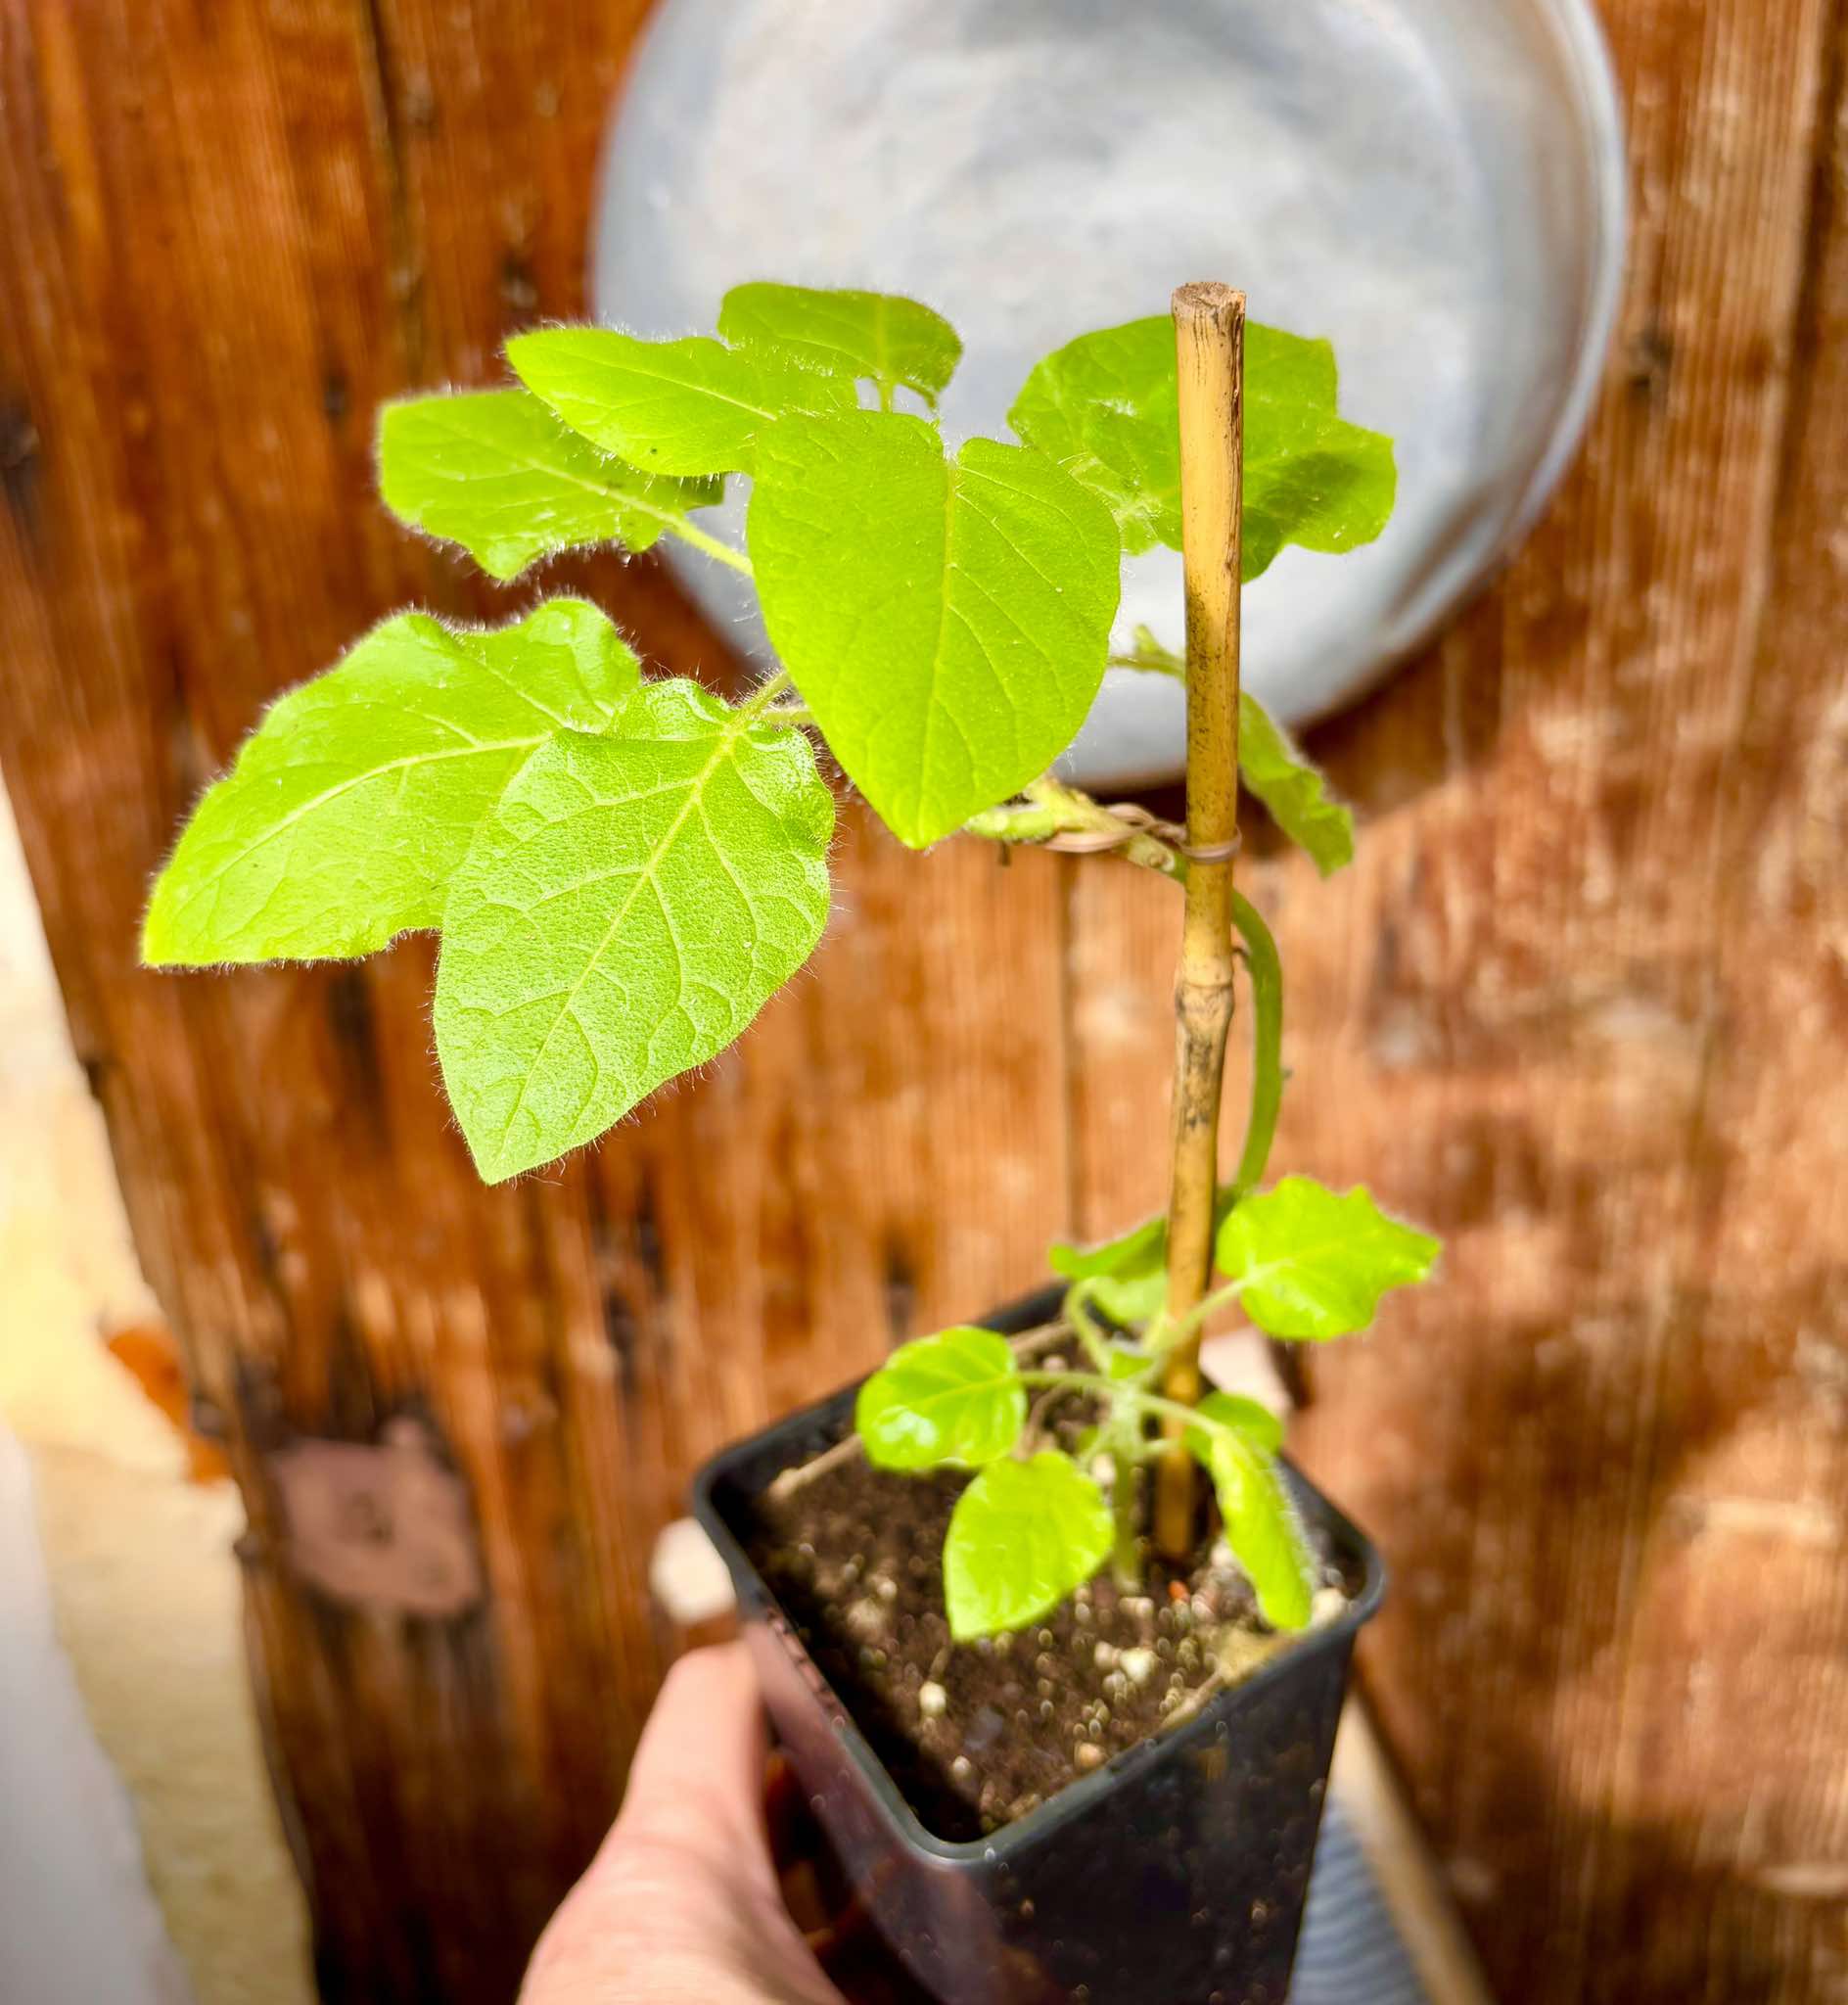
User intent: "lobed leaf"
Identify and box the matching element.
[749,411,1121,847]
[507,328,855,477]
[433,681,834,1183]
[1204,1430,1316,1631]
[1215,1176,1440,1339]
[943,1454,1114,1643]
[718,282,961,409]
[1007,316,1396,581]
[142,599,638,966]
[379,389,721,581]
[855,1326,1024,1470]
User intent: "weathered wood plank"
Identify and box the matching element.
[1069,2,1848,1999]
[0,1,1071,1996]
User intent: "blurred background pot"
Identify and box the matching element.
[593,0,1626,785]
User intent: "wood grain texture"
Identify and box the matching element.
[2,0,1844,1999]
[1072,3,1848,1999]
[0,2,1068,1996]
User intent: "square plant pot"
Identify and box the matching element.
[691,1283,1385,2005]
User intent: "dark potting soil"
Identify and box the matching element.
[742,1390,1357,1842]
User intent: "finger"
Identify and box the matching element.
[612,1641,772,1867]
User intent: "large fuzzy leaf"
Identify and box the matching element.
[142,600,638,965]
[379,389,721,581]
[507,328,855,477]
[1008,316,1395,579]
[749,411,1121,847]
[718,282,961,408]
[433,682,834,1182]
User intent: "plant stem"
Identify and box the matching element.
[1230,891,1283,1195]
[1156,282,1246,1563]
[736,668,794,721]
[1015,1369,1241,1441]
[1109,1421,1143,1589]
[669,518,755,577]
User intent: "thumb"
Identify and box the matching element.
[611,1640,775,1880]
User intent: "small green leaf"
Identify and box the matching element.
[1215,1176,1440,1339]
[1049,1215,1167,1325]
[1007,316,1395,581]
[1106,1343,1153,1383]
[142,600,638,966]
[750,411,1121,847]
[855,1327,1024,1470]
[433,681,834,1182]
[1205,1430,1316,1631]
[1238,693,1354,876]
[1185,1389,1286,1461]
[943,1454,1113,1642]
[379,389,721,581]
[1109,633,1354,876]
[507,328,855,477]
[717,283,961,409]
[1048,1188,1242,1328]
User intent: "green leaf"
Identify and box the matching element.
[507,328,855,477]
[433,681,834,1182]
[1204,1431,1316,1631]
[379,389,721,581]
[1008,318,1181,556]
[750,411,1121,847]
[1110,632,1353,877]
[1007,316,1396,580]
[1215,1176,1440,1339]
[1185,1389,1286,1461]
[855,1327,1024,1470]
[1048,1188,1242,1328]
[142,599,638,966]
[717,283,961,409]
[943,1454,1113,1642]
[1238,693,1354,876]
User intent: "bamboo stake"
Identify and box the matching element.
[1155,282,1245,1562]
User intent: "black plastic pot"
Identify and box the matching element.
[692,1284,1385,2005]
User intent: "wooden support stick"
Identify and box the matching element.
[1155,282,1245,1562]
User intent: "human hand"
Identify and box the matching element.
[521,1643,846,2005]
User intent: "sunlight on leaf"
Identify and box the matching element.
[379,389,721,580]
[1215,1176,1439,1339]
[433,681,834,1182]
[718,283,961,409]
[142,600,637,965]
[750,411,1120,847]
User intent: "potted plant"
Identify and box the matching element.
[144,278,1438,2003]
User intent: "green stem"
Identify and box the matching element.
[1064,1282,1117,1376]
[1017,1369,1242,1441]
[736,668,794,722]
[1108,1419,1143,1589]
[668,518,755,577]
[1230,891,1284,1196]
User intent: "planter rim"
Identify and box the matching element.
[690,1288,1386,1866]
